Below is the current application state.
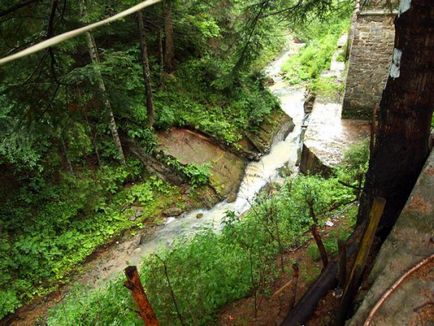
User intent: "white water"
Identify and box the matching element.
[132,46,306,260]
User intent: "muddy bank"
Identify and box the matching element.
[157,110,294,200]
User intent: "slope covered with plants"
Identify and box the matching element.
[0,0,358,321]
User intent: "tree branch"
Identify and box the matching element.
[0,0,40,18]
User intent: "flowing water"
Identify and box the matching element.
[129,46,307,261]
[7,44,308,326]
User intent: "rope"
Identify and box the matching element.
[0,0,162,66]
[364,254,434,326]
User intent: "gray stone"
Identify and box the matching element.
[129,206,143,221]
[162,207,183,217]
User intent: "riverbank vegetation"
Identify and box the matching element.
[47,140,369,324]
[47,173,358,325]
[0,0,356,321]
[0,0,287,318]
[282,6,352,97]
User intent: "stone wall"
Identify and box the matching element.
[342,7,396,120]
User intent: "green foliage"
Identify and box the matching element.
[0,0,354,320]
[154,61,279,144]
[311,76,345,100]
[336,139,370,192]
[282,9,351,86]
[163,156,211,187]
[0,162,181,319]
[47,174,355,325]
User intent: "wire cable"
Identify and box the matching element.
[0,0,162,66]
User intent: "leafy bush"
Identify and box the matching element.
[335,139,370,194]
[153,60,279,144]
[311,76,345,100]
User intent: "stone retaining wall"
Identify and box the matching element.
[342,4,396,119]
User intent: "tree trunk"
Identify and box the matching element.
[310,224,328,269]
[358,0,434,231]
[158,27,164,75]
[124,266,159,325]
[163,0,175,72]
[137,10,155,128]
[84,31,126,164]
[60,134,74,175]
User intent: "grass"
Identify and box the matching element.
[282,11,351,92]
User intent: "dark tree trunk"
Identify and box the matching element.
[310,224,328,269]
[163,0,175,72]
[358,0,434,232]
[137,10,155,128]
[158,27,164,77]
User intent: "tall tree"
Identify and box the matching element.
[163,0,175,72]
[358,0,434,231]
[137,10,155,128]
[80,2,126,164]
[84,31,126,164]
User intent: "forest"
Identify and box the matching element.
[0,0,433,325]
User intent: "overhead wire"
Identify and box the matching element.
[0,0,162,66]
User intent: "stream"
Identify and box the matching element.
[10,39,348,326]
[9,42,308,326]
[127,44,306,264]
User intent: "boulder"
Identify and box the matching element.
[162,207,183,217]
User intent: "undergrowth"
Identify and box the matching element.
[154,62,280,145]
[282,9,351,95]
[0,161,192,319]
[47,174,357,325]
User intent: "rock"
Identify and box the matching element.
[156,128,246,199]
[139,234,147,245]
[304,91,316,114]
[325,220,334,227]
[129,206,143,221]
[162,207,183,217]
[226,192,237,203]
[165,217,176,225]
[264,77,275,86]
[196,213,204,219]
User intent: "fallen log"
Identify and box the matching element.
[337,197,386,325]
[281,224,364,326]
[281,261,338,326]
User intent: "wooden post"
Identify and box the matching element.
[337,197,386,325]
[124,266,159,326]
